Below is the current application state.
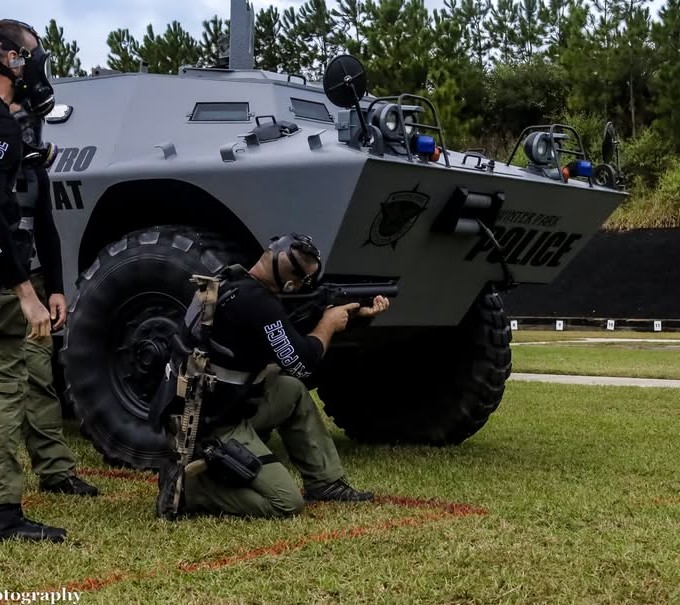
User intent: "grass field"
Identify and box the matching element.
[1,376,680,604]
[510,330,680,343]
[510,330,680,379]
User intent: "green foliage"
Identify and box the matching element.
[137,21,199,74]
[198,15,230,68]
[106,29,140,72]
[361,0,433,95]
[651,0,680,149]
[254,7,282,71]
[558,111,608,163]
[456,0,491,66]
[619,126,674,189]
[296,0,343,80]
[331,0,367,55]
[483,57,570,152]
[606,155,680,229]
[42,19,86,77]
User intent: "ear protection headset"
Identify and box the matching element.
[268,233,322,293]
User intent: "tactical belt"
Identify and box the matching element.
[210,362,280,387]
[18,217,34,230]
[169,361,279,396]
[211,364,264,386]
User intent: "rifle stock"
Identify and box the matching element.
[170,275,221,516]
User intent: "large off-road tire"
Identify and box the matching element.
[317,287,512,445]
[62,226,246,469]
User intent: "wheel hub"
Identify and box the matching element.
[133,333,170,371]
[111,296,184,419]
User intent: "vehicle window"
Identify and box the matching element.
[290,98,333,122]
[190,102,250,122]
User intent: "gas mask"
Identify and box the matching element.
[268,233,323,293]
[0,22,55,117]
[13,101,58,169]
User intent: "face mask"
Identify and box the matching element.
[0,29,55,117]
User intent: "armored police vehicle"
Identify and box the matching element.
[43,0,627,469]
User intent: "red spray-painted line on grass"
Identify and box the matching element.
[77,467,157,485]
[376,494,488,516]
[178,508,484,574]
[53,504,485,593]
[36,468,487,594]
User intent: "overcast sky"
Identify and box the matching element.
[9,0,667,73]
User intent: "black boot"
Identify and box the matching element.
[40,474,99,497]
[304,478,374,502]
[156,458,185,520]
[0,504,66,542]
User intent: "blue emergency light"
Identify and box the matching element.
[572,160,593,177]
[413,135,436,155]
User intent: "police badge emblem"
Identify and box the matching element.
[365,184,429,249]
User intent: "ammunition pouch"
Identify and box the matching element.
[201,438,276,487]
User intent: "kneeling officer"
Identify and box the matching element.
[150,233,390,520]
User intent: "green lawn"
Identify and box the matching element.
[2,382,680,603]
[511,330,680,343]
[511,331,680,379]
[512,344,680,379]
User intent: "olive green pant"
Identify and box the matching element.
[185,373,344,519]
[0,275,75,504]
[22,274,76,486]
[0,287,29,504]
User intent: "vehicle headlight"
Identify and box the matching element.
[374,104,401,140]
[404,114,415,135]
[523,131,554,165]
[384,109,398,132]
[370,103,424,141]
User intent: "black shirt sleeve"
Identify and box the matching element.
[256,296,325,379]
[218,279,325,380]
[33,166,63,296]
[0,111,29,289]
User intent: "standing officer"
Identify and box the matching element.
[151,234,390,520]
[11,101,99,497]
[0,18,66,542]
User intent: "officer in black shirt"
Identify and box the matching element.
[11,101,99,497]
[0,19,66,542]
[154,234,389,519]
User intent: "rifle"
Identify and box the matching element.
[280,281,399,334]
[168,274,236,517]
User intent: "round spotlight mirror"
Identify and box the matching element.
[323,55,367,109]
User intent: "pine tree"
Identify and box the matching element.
[254,7,282,71]
[106,29,141,72]
[42,19,86,77]
[198,15,230,68]
[651,0,680,146]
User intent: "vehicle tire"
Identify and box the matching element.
[61,226,247,470]
[317,286,512,445]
